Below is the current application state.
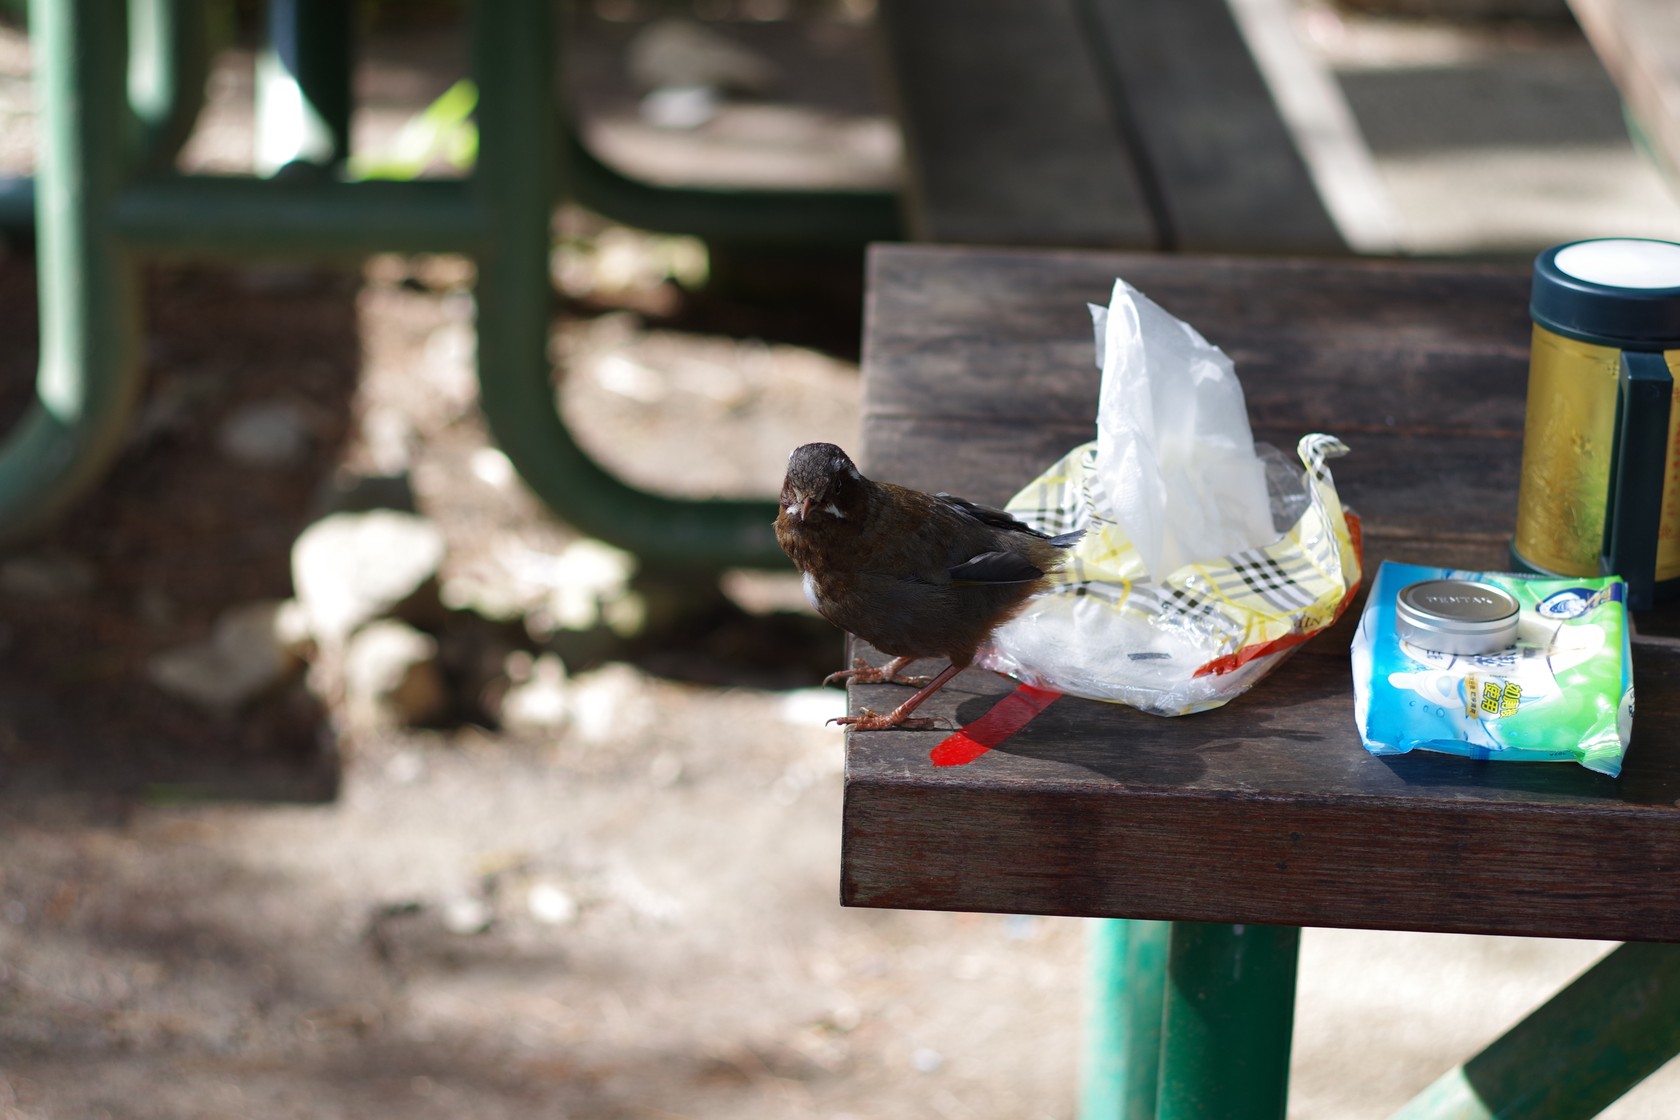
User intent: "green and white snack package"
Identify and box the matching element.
[1351,561,1632,776]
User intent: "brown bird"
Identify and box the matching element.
[775,442,1080,731]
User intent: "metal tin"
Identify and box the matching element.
[1531,238,1680,349]
[1514,238,1680,610]
[1395,579,1520,655]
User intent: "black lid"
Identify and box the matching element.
[1530,238,1680,349]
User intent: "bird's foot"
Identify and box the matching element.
[822,657,932,689]
[828,708,939,732]
[826,662,964,732]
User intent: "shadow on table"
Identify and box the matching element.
[950,641,1678,807]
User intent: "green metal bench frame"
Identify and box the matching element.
[1081,921,1680,1119]
[0,0,900,570]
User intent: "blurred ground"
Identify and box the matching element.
[1,3,1679,1118]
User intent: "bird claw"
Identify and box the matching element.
[827,708,940,732]
[823,658,933,689]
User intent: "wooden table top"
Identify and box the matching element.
[873,0,1342,253]
[842,244,1680,943]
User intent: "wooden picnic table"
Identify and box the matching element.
[843,244,1680,1118]
[874,0,1346,253]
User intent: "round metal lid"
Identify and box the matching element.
[1530,238,1680,348]
[1395,579,1520,655]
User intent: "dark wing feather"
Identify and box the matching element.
[934,493,1050,538]
[947,550,1046,585]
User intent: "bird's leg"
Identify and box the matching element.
[822,655,933,688]
[831,662,965,731]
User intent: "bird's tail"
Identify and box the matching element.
[1048,528,1084,548]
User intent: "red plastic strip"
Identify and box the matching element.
[930,684,1063,767]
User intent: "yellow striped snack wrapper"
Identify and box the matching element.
[977,433,1362,715]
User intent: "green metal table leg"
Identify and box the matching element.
[563,130,902,249]
[549,1,901,249]
[255,0,351,175]
[1393,941,1680,1120]
[128,0,214,170]
[2,0,873,568]
[1082,918,1171,1120]
[0,0,142,541]
[114,176,490,258]
[0,0,213,231]
[1157,922,1301,1120]
[469,0,785,571]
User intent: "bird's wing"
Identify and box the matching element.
[947,550,1045,585]
[934,493,1049,539]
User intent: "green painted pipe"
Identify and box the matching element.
[112,174,492,256]
[1393,941,1680,1120]
[0,0,212,235]
[0,0,846,567]
[127,0,213,171]
[1081,918,1171,1120]
[565,132,903,249]
[1157,922,1301,1120]
[469,0,785,571]
[0,0,143,542]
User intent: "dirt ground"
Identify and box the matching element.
[2,4,1680,1119]
[0,8,1091,1119]
[0,227,1097,1119]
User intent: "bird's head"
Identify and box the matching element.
[779,442,867,525]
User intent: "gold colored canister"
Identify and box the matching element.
[1511,328,1680,580]
[1512,239,1680,605]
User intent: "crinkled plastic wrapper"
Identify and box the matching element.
[974,279,1363,716]
[978,433,1361,715]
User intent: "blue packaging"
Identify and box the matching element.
[1351,561,1633,776]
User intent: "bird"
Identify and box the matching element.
[775,442,1080,731]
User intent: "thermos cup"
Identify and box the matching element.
[1511,237,1680,610]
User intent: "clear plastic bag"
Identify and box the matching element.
[976,279,1362,716]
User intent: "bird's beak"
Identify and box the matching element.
[799,496,814,520]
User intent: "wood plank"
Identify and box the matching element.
[863,417,1528,561]
[858,244,1535,536]
[861,245,1532,436]
[1569,0,1680,183]
[844,243,1680,940]
[843,638,1680,941]
[874,0,1159,247]
[842,639,1680,941]
[1076,0,1346,252]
